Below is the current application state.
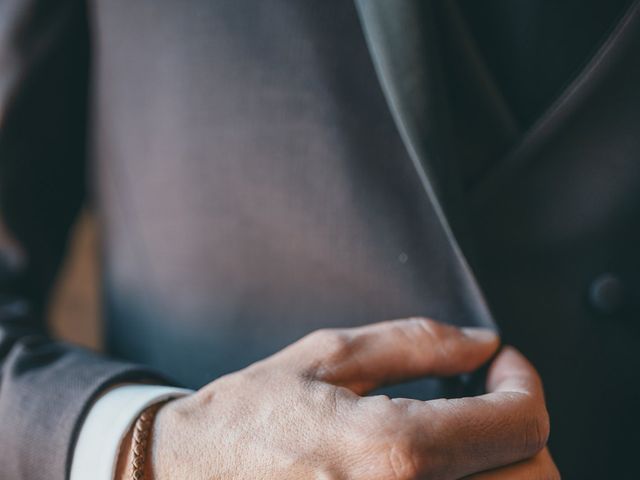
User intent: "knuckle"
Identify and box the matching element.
[352,400,422,480]
[363,401,437,480]
[306,328,345,348]
[408,317,459,364]
[305,329,354,366]
[408,317,447,344]
[302,328,329,345]
[383,441,420,480]
[358,394,394,413]
[524,402,551,455]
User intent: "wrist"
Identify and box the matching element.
[149,391,214,480]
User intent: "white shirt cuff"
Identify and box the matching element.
[70,384,193,480]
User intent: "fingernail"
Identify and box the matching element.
[461,327,499,342]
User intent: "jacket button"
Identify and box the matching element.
[588,273,625,315]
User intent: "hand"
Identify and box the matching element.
[148,318,554,479]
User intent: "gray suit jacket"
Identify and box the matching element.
[0,1,639,478]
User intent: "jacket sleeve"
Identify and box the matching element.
[0,1,168,479]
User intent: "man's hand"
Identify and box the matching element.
[147,318,557,479]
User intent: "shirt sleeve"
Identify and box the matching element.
[69,384,194,480]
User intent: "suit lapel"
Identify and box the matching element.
[354,0,497,330]
[353,0,452,201]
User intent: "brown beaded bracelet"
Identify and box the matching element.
[131,401,170,480]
